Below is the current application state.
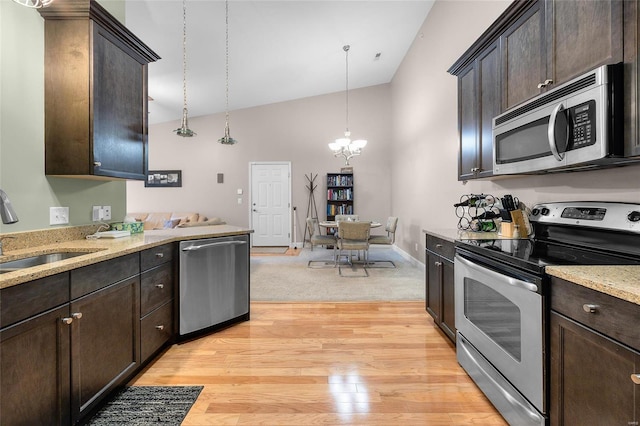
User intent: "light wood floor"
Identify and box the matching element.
[130,302,507,425]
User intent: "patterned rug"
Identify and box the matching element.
[86,386,203,425]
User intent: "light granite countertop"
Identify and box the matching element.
[545,265,640,305]
[424,228,640,306]
[0,225,252,289]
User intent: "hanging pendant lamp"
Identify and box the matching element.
[218,0,238,145]
[174,0,196,137]
[328,45,367,165]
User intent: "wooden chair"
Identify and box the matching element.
[337,221,371,277]
[368,216,398,268]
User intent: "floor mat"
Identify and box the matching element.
[86,386,203,425]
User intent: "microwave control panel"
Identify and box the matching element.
[569,100,596,149]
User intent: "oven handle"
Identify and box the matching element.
[455,254,540,293]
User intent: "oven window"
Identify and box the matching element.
[464,278,522,361]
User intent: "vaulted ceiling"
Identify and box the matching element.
[125,1,435,124]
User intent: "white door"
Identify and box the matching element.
[250,162,291,247]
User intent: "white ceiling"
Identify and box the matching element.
[125,0,435,124]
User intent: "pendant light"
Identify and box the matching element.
[11,0,53,8]
[328,45,367,165]
[174,0,196,137]
[218,0,238,145]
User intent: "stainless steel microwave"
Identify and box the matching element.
[493,64,624,175]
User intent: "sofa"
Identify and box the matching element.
[127,212,226,230]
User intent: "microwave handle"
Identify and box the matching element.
[548,103,567,161]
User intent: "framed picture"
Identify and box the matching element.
[145,170,182,187]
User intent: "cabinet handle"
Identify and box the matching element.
[435,244,443,249]
[582,304,599,314]
[155,252,164,258]
[537,79,554,89]
[434,261,442,267]
[155,284,164,289]
[93,161,102,167]
[61,317,73,325]
[155,325,165,331]
[632,374,640,385]
[72,312,83,319]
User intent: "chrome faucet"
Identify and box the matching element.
[0,189,19,224]
[0,236,15,256]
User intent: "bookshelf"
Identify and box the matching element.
[326,172,354,221]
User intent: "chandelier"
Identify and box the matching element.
[12,0,53,7]
[174,0,196,137]
[328,45,367,165]
[218,0,238,145]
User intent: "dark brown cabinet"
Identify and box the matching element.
[39,0,160,180]
[449,0,632,180]
[550,277,640,425]
[425,233,455,343]
[0,273,72,426]
[457,42,501,180]
[139,244,175,363]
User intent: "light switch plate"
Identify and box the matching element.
[50,207,69,225]
[92,206,102,221]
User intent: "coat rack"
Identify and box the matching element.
[303,173,320,247]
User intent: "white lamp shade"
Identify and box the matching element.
[335,138,351,147]
[328,142,340,151]
[352,139,368,149]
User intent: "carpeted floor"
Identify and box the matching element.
[86,386,203,425]
[250,247,424,301]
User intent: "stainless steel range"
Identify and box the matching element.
[454,201,640,426]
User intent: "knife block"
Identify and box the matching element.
[509,209,530,237]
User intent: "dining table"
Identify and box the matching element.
[319,220,382,229]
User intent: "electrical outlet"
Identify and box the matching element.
[237,197,242,204]
[50,207,69,225]
[102,205,111,220]
[415,243,419,252]
[92,206,102,221]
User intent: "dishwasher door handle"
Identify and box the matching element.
[181,240,247,251]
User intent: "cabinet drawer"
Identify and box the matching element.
[1,273,70,327]
[426,234,455,261]
[140,302,173,362]
[141,244,174,271]
[71,253,139,299]
[140,263,173,317]
[551,277,640,351]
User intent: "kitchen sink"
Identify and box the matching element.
[0,252,91,274]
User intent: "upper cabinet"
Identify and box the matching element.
[39,0,160,180]
[449,0,631,181]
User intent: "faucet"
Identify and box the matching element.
[0,189,19,224]
[0,236,15,256]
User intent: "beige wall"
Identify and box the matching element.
[126,84,393,243]
[0,0,127,233]
[390,0,640,261]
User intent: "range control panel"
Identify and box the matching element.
[530,202,640,233]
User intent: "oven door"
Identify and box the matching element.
[455,251,546,423]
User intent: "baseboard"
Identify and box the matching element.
[392,245,425,271]
[290,241,303,249]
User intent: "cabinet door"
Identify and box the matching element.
[458,64,478,181]
[501,1,546,109]
[477,42,501,179]
[92,23,148,180]
[550,311,639,425]
[1,306,71,426]
[546,0,623,86]
[71,276,140,422]
[425,252,442,324]
[440,258,456,342]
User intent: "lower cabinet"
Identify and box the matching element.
[0,304,72,426]
[0,247,176,425]
[550,277,640,425]
[425,233,456,343]
[70,276,140,421]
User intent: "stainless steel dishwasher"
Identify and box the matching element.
[178,234,249,338]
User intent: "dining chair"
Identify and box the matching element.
[306,217,337,268]
[368,216,398,267]
[336,221,371,277]
[334,214,359,222]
